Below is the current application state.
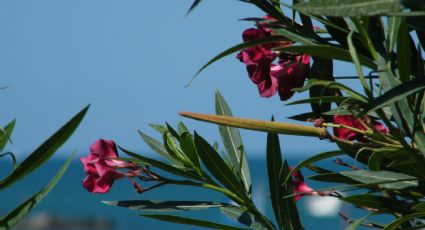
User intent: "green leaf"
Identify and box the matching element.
[287,112,316,121]
[293,79,368,102]
[360,78,425,116]
[285,150,344,183]
[397,18,411,83]
[344,213,375,230]
[308,57,334,117]
[220,206,268,230]
[177,121,190,135]
[286,96,354,106]
[142,214,249,230]
[341,194,413,214]
[0,105,89,190]
[149,123,167,134]
[119,147,202,181]
[266,131,285,229]
[165,123,180,139]
[293,0,404,16]
[0,120,15,153]
[215,89,251,194]
[272,28,316,45]
[194,132,247,199]
[277,45,376,69]
[103,200,230,212]
[243,0,288,25]
[189,35,295,86]
[138,131,180,165]
[412,202,425,212]
[348,30,371,97]
[179,132,200,168]
[0,153,74,229]
[163,132,189,165]
[378,62,425,155]
[387,16,401,52]
[367,147,399,171]
[185,0,202,16]
[340,170,418,190]
[383,213,425,230]
[281,161,303,230]
[309,172,358,184]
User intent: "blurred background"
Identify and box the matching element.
[0,1,362,229]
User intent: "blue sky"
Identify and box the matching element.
[0,1,354,159]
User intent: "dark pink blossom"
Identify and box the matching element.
[271,54,310,100]
[81,139,128,193]
[237,28,278,98]
[291,168,317,201]
[236,17,310,100]
[333,115,389,141]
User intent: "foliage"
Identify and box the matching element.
[87,0,425,229]
[0,106,89,230]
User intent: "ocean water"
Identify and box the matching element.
[0,156,357,230]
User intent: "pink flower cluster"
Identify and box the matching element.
[80,139,127,193]
[81,139,158,194]
[237,17,310,101]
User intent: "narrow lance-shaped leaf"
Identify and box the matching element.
[378,61,425,155]
[177,121,190,134]
[185,0,202,16]
[284,150,344,183]
[293,0,404,16]
[286,96,354,106]
[188,35,299,86]
[215,89,251,194]
[103,200,231,212]
[360,77,425,116]
[281,160,303,230]
[142,214,249,230]
[293,79,368,102]
[344,213,375,230]
[308,56,335,118]
[348,30,371,97]
[0,120,15,153]
[0,105,89,190]
[220,206,269,230]
[397,18,411,83]
[266,130,285,229]
[387,16,401,52]
[341,194,413,214]
[383,213,425,230]
[277,45,376,69]
[243,0,289,25]
[119,147,202,181]
[194,132,247,200]
[138,130,181,165]
[179,132,200,168]
[0,153,74,229]
[340,170,418,190]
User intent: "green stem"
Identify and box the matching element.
[323,123,367,134]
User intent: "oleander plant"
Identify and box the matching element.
[81,1,425,229]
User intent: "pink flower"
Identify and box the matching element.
[81,139,128,193]
[236,17,310,101]
[333,115,389,141]
[271,54,310,100]
[291,168,317,201]
[237,28,278,98]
